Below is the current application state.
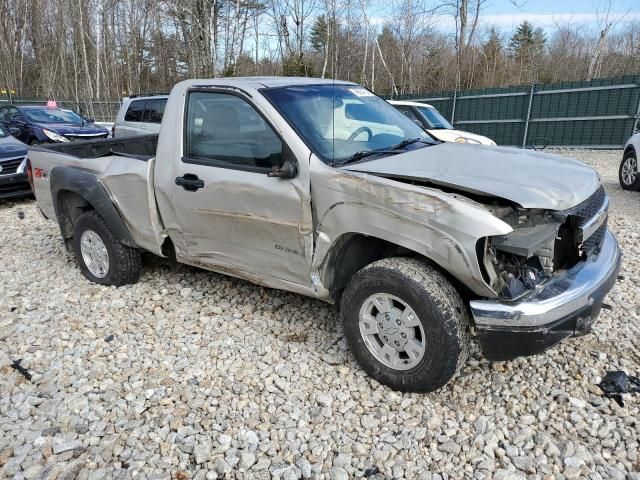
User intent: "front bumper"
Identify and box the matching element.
[0,172,31,199]
[470,230,621,361]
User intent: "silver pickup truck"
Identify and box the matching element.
[28,77,621,392]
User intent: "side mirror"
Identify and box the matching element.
[8,127,21,136]
[267,159,297,179]
[86,118,95,123]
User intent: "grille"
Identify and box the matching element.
[582,223,607,254]
[66,134,108,142]
[564,186,608,251]
[553,186,608,267]
[566,186,606,225]
[0,157,25,175]
[0,182,30,195]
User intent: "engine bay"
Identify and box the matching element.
[481,201,606,300]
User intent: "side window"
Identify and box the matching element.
[144,99,166,123]
[0,107,8,121]
[184,92,283,171]
[395,106,424,127]
[124,100,144,122]
[8,107,23,121]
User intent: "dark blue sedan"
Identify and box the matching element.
[0,125,30,199]
[0,104,109,145]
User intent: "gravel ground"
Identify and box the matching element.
[1,149,639,480]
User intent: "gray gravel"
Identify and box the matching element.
[1,149,639,479]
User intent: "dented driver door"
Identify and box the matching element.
[156,90,313,288]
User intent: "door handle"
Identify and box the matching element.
[175,173,204,192]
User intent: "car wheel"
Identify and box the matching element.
[619,150,640,191]
[341,257,470,392]
[72,211,142,286]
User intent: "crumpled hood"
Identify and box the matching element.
[0,136,28,159]
[342,143,601,211]
[31,122,108,135]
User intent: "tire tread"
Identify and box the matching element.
[341,257,470,392]
[72,211,141,286]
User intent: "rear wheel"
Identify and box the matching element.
[72,211,141,286]
[341,257,470,392]
[619,150,640,191]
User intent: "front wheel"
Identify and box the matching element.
[72,211,142,286]
[341,257,470,392]
[619,150,640,191]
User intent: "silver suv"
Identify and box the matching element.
[112,94,167,138]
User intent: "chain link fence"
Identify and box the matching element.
[391,75,640,148]
[0,94,122,123]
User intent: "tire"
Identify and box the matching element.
[341,257,470,392]
[72,211,142,286]
[619,150,640,191]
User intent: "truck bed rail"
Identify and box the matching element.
[33,134,158,161]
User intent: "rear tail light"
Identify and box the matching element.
[26,158,34,192]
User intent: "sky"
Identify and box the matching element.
[472,0,640,30]
[367,0,640,33]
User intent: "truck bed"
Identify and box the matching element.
[41,134,158,161]
[29,134,163,256]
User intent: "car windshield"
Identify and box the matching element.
[416,106,453,130]
[23,107,84,124]
[262,84,434,164]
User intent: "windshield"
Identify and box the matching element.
[416,106,453,129]
[262,84,433,164]
[23,108,84,124]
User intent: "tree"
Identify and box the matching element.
[310,14,328,51]
[510,21,545,60]
[484,27,502,59]
[481,26,503,85]
[1,0,640,102]
[509,20,546,82]
[310,13,337,77]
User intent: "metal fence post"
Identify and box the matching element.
[633,83,640,135]
[451,89,457,125]
[521,80,535,149]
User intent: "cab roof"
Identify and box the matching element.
[184,76,358,89]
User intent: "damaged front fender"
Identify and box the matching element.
[310,164,513,297]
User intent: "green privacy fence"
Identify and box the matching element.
[391,75,640,148]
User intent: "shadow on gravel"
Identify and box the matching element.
[138,252,340,335]
[0,195,35,209]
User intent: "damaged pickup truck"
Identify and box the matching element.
[27,78,621,392]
